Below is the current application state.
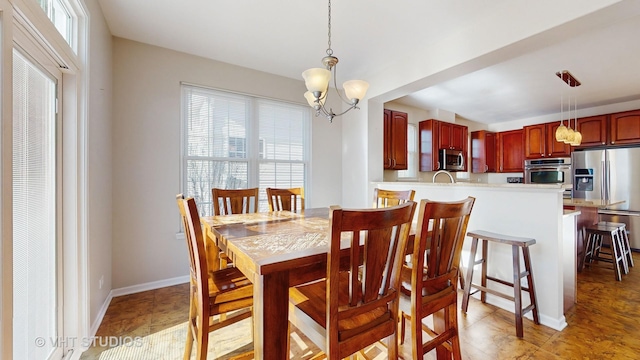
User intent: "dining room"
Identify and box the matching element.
[6,1,640,359]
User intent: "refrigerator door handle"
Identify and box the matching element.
[598,209,640,217]
[602,159,609,202]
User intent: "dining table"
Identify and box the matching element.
[200,207,447,360]
[201,208,333,359]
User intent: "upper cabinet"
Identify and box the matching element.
[610,110,640,146]
[439,121,467,151]
[471,130,496,173]
[575,110,640,148]
[383,109,408,170]
[498,129,524,173]
[419,119,468,171]
[523,122,571,159]
[575,115,607,147]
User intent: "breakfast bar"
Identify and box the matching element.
[373,181,575,331]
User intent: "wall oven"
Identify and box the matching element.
[524,157,572,198]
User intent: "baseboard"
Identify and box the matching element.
[110,275,190,298]
[88,275,190,338]
[481,294,568,331]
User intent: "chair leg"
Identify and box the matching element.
[183,294,197,360]
[448,302,462,360]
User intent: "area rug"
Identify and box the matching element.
[97,317,322,360]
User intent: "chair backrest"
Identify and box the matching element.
[373,188,416,208]
[212,188,259,215]
[408,197,475,297]
[176,195,210,313]
[266,187,305,212]
[326,201,417,357]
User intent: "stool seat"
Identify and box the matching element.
[462,230,540,338]
[466,230,536,247]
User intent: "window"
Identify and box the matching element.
[182,85,310,215]
[37,0,73,47]
[398,123,418,179]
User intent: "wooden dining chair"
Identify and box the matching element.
[289,201,417,359]
[211,188,259,268]
[398,197,475,360]
[212,187,259,215]
[176,194,254,360]
[266,187,305,212]
[373,188,416,208]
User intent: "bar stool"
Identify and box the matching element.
[461,230,540,338]
[599,221,634,270]
[583,222,628,281]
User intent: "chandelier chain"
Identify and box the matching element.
[326,0,332,56]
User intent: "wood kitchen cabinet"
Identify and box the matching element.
[610,109,640,146]
[575,115,607,147]
[419,119,468,171]
[471,130,496,173]
[524,122,571,159]
[439,121,467,151]
[497,129,524,173]
[383,109,408,170]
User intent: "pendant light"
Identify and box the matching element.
[555,70,582,146]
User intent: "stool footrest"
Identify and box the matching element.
[485,275,532,293]
[469,284,515,302]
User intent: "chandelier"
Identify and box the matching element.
[302,0,369,122]
[555,70,582,146]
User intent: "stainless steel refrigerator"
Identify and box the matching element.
[572,147,640,249]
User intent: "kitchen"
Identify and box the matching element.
[377,96,640,323]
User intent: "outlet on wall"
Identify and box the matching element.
[99,275,104,290]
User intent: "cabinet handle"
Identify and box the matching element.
[611,141,615,145]
[392,159,396,167]
[485,164,488,172]
[437,161,440,170]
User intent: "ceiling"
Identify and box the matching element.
[97,0,640,124]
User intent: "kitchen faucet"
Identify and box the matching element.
[433,170,456,183]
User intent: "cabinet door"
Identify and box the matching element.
[524,124,545,159]
[383,110,392,169]
[576,115,607,147]
[498,129,524,173]
[390,111,408,169]
[419,120,438,171]
[471,131,496,173]
[451,124,466,151]
[439,122,452,150]
[610,110,640,146]
[546,122,572,157]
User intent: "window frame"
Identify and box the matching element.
[180,83,311,215]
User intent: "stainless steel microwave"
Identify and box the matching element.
[438,149,465,171]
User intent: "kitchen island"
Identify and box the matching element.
[372,181,576,332]
[562,198,626,271]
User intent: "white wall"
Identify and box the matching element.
[84,0,114,330]
[111,38,342,289]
